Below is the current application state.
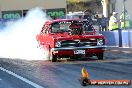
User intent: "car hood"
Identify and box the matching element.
[51,33,105,41]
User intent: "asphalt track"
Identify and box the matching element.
[0,50,132,88]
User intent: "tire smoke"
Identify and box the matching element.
[0,8,49,60]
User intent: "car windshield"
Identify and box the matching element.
[50,20,94,33]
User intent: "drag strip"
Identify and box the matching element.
[0,50,132,88]
[0,67,44,88]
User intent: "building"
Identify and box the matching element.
[102,0,132,19]
[0,0,66,19]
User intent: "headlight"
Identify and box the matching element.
[55,41,61,47]
[97,39,104,46]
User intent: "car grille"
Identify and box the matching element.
[61,39,97,47]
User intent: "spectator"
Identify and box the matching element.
[100,15,107,31]
[95,14,101,31]
[109,12,119,31]
[120,10,130,29]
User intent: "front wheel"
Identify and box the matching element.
[47,47,57,62]
[96,53,104,60]
[49,53,57,62]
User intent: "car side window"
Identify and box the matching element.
[45,26,48,34]
[41,25,48,34]
[51,22,60,33]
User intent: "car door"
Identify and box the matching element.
[41,24,51,50]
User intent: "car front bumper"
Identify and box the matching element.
[51,45,107,57]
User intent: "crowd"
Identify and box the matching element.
[95,14,108,31]
[95,10,131,31]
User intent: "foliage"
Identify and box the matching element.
[67,0,102,14]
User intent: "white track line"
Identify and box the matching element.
[0,67,44,88]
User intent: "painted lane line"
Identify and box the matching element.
[0,67,44,88]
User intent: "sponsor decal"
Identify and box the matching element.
[2,10,22,19]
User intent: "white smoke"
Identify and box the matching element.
[0,8,49,60]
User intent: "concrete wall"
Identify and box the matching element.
[100,30,132,47]
[0,0,66,11]
[102,0,109,17]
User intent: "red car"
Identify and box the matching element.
[36,19,106,62]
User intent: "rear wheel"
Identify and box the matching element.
[96,53,104,60]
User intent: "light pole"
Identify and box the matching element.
[123,0,126,30]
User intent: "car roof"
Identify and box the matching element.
[45,19,88,25]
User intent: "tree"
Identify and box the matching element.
[67,0,102,14]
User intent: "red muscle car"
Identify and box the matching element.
[36,19,106,62]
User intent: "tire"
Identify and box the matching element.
[97,53,104,60]
[47,46,57,62]
[49,52,57,62]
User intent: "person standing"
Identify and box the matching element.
[109,12,119,31]
[109,12,122,47]
[95,14,101,31]
[120,10,130,29]
[100,15,107,31]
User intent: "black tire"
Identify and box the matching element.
[50,53,57,62]
[97,53,104,60]
[47,47,57,62]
